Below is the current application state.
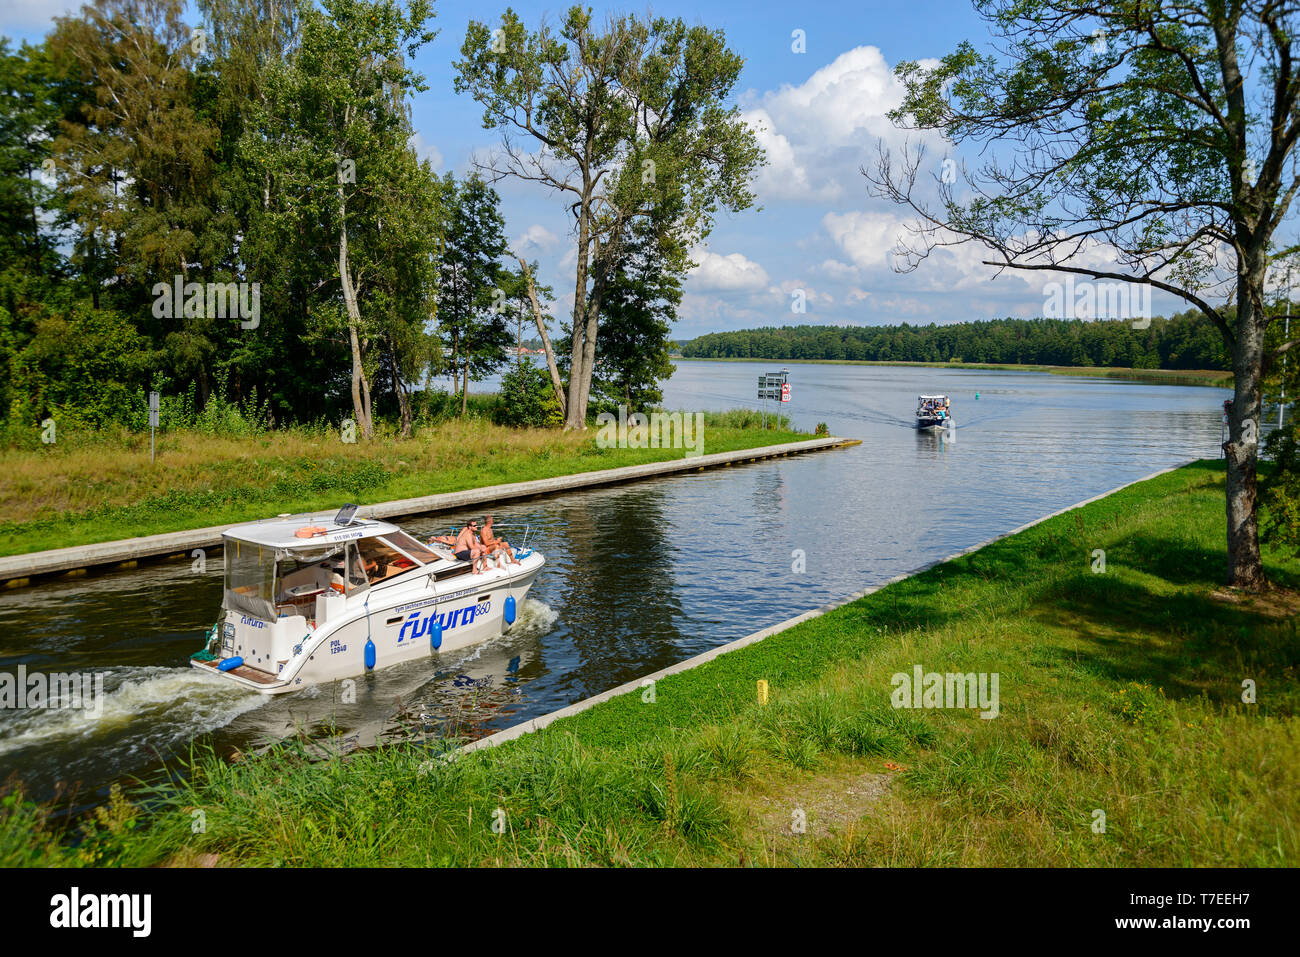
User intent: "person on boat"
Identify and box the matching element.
[427,532,457,547]
[480,514,520,567]
[453,521,488,574]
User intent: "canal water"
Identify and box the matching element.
[0,362,1229,805]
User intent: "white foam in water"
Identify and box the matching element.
[0,604,556,761]
[514,598,558,637]
[0,665,266,758]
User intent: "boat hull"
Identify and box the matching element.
[193,553,544,694]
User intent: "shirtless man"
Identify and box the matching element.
[480,514,519,567]
[453,520,488,573]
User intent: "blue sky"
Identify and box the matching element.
[4,0,1206,336]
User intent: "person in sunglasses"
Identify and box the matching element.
[452,520,488,574]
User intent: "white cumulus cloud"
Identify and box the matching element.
[822,210,908,271]
[407,133,443,171]
[741,46,942,204]
[687,249,771,292]
[513,223,561,253]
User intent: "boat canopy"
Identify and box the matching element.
[222,511,443,620]
[222,510,402,554]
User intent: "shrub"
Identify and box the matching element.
[494,361,563,428]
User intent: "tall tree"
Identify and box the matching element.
[511,254,566,417]
[437,174,511,414]
[249,0,437,439]
[370,150,445,435]
[49,0,219,290]
[196,0,307,420]
[869,0,1300,591]
[587,215,684,408]
[453,6,764,429]
[0,39,61,288]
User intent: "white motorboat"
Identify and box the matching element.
[916,394,952,430]
[191,505,544,694]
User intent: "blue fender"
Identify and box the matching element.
[504,595,517,625]
[430,618,443,651]
[218,656,244,672]
[364,638,376,670]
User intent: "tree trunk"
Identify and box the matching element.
[450,327,459,397]
[391,341,412,437]
[578,289,600,418]
[338,185,372,440]
[518,257,567,418]
[576,245,617,419]
[461,362,469,415]
[1225,275,1267,590]
[565,190,593,430]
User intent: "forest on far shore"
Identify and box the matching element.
[680,314,1232,370]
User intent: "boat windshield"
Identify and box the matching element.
[224,539,277,620]
[383,531,438,564]
[355,536,424,584]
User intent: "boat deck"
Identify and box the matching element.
[194,657,280,685]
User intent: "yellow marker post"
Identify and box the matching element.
[757,679,769,705]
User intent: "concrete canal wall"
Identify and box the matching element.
[0,436,858,587]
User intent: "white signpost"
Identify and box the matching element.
[757,370,789,429]
[149,391,160,463]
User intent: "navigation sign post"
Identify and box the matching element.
[148,391,160,463]
[1282,265,1291,429]
[757,370,789,429]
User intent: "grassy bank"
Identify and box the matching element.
[676,356,1233,388]
[0,409,805,557]
[5,460,1296,866]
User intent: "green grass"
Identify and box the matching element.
[0,409,805,557]
[677,356,1234,388]
[4,460,1296,866]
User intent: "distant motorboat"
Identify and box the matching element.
[916,394,952,430]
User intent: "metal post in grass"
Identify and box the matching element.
[149,391,159,464]
[1222,400,1230,458]
[1282,265,1291,430]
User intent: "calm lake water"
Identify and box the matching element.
[0,361,1230,804]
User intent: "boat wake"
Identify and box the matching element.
[511,597,559,638]
[0,665,266,760]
